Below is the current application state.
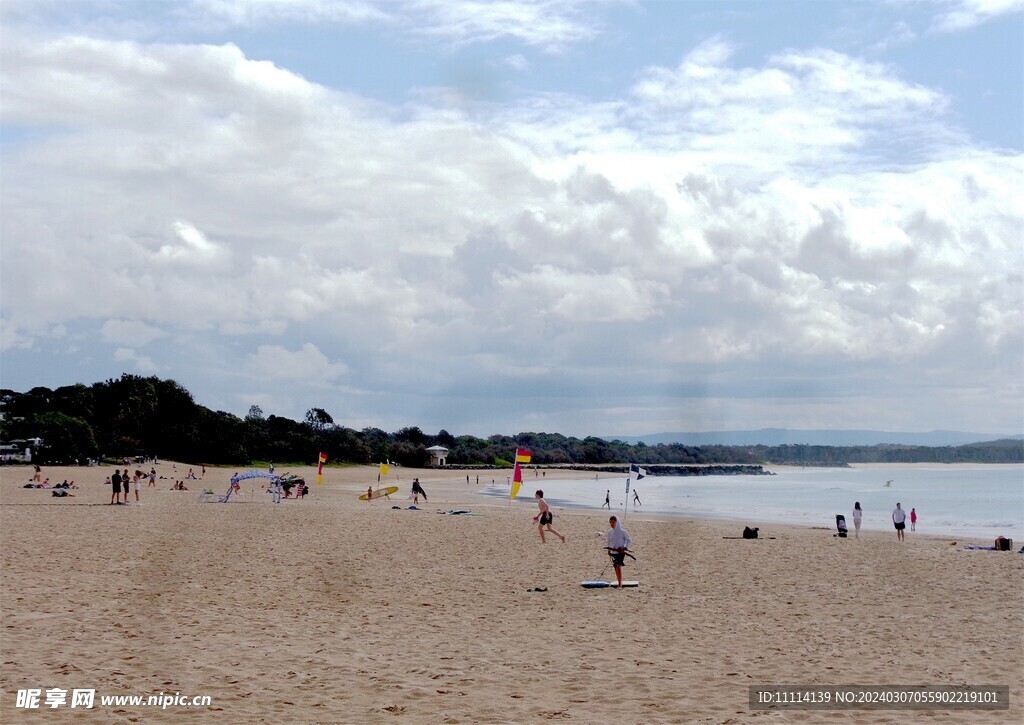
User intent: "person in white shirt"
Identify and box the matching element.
[606,516,633,587]
[892,502,907,542]
[852,502,863,539]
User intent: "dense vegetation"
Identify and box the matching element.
[1,375,1021,468]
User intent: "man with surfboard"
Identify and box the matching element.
[607,516,633,587]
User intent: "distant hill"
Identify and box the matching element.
[604,429,1024,447]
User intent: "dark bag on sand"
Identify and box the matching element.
[995,537,1012,551]
[742,526,759,539]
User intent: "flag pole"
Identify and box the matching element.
[623,466,631,524]
[508,448,518,510]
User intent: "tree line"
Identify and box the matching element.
[1,375,1020,467]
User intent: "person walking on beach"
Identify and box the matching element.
[852,502,863,539]
[110,468,122,505]
[632,489,641,507]
[910,507,917,532]
[132,470,141,502]
[602,490,611,509]
[606,516,633,587]
[149,468,156,487]
[534,490,566,543]
[892,502,907,541]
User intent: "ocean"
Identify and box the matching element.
[486,464,1024,541]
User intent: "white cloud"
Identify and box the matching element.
[154,221,231,267]
[114,347,159,373]
[406,0,608,51]
[184,0,392,27]
[930,0,1024,31]
[245,343,349,382]
[0,19,1019,434]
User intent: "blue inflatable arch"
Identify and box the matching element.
[219,470,281,502]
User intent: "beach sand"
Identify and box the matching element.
[1,463,1021,723]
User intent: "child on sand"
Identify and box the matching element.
[533,490,566,543]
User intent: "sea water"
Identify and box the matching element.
[486,465,1024,541]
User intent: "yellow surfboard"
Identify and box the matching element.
[358,485,399,501]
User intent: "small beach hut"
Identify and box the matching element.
[425,445,449,467]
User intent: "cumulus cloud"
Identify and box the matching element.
[114,347,159,373]
[245,343,349,383]
[0,9,1020,434]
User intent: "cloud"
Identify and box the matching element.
[183,0,392,28]
[245,343,349,383]
[495,54,530,72]
[627,39,950,170]
[404,0,610,51]
[114,347,159,373]
[930,0,1024,31]
[154,221,231,267]
[100,319,168,346]
[0,24,1019,434]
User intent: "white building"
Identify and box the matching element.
[425,445,449,467]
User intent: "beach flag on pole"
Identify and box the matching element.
[509,448,531,502]
[510,461,524,501]
[624,464,645,522]
[317,452,327,485]
[378,462,389,482]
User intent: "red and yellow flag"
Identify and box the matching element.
[515,449,532,463]
[510,461,524,501]
[317,452,327,485]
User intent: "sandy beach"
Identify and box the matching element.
[1,462,1021,723]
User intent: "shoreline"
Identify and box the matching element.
[5,461,1017,541]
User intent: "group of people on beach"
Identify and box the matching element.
[601,488,640,509]
[535,489,634,586]
[846,501,918,540]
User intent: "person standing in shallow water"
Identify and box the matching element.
[534,490,566,543]
[910,507,917,532]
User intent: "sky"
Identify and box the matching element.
[1,0,1022,439]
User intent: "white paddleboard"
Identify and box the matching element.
[609,581,639,588]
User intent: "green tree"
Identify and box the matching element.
[33,412,98,464]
